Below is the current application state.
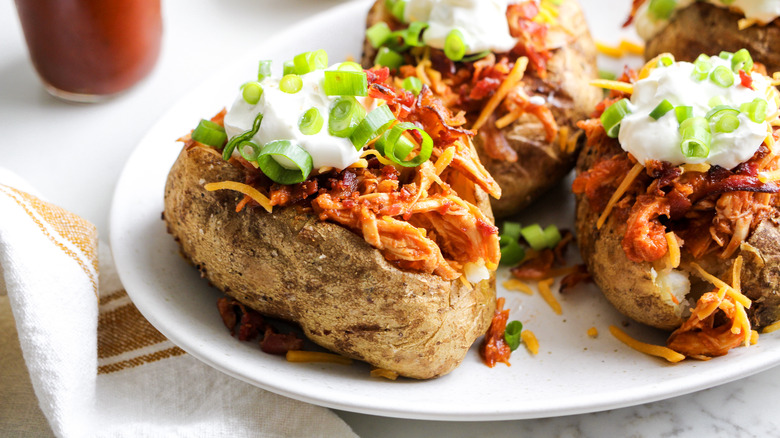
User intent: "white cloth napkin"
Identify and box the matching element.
[0,168,357,438]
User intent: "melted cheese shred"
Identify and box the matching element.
[521,330,539,355]
[665,232,681,269]
[204,181,273,213]
[537,278,562,315]
[597,162,645,230]
[473,57,529,131]
[764,320,780,333]
[609,325,686,363]
[689,262,751,309]
[595,40,645,58]
[503,278,534,295]
[285,350,353,365]
[589,79,634,95]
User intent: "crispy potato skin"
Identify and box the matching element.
[363,0,601,218]
[163,146,496,379]
[644,2,780,73]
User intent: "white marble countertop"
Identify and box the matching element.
[2,0,778,436]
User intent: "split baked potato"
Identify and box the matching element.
[362,0,602,218]
[573,53,780,357]
[164,55,503,379]
[635,1,780,73]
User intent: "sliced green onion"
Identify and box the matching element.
[719,51,733,60]
[543,225,562,249]
[710,65,735,88]
[257,60,272,82]
[404,21,429,47]
[648,0,677,20]
[679,117,712,159]
[298,107,324,135]
[461,51,492,63]
[501,221,523,241]
[390,0,406,22]
[338,61,363,72]
[237,140,261,161]
[280,74,303,94]
[444,29,467,62]
[706,104,739,120]
[499,238,526,266]
[731,48,753,73]
[292,49,328,76]
[675,105,693,123]
[649,99,673,120]
[374,47,404,70]
[366,22,392,48]
[691,54,712,81]
[241,81,263,105]
[708,95,726,108]
[658,54,674,67]
[600,98,631,138]
[383,30,410,52]
[598,70,618,80]
[504,320,523,351]
[402,76,423,95]
[373,129,414,157]
[283,61,296,76]
[740,98,768,123]
[323,70,368,96]
[714,114,740,133]
[256,140,313,185]
[520,224,547,251]
[191,119,227,148]
[222,113,263,161]
[381,122,433,167]
[328,96,367,138]
[349,105,396,149]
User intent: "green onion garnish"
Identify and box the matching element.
[520,224,547,251]
[461,51,492,62]
[222,113,263,161]
[706,105,739,120]
[256,140,314,185]
[731,48,753,73]
[328,96,367,138]
[349,104,396,150]
[649,99,673,120]
[241,81,263,105]
[691,54,712,81]
[719,51,733,60]
[404,21,429,47]
[444,29,467,62]
[191,119,227,148]
[338,61,363,72]
[679,117,712,159]
[598,70,618,80]
[402,76,423,95]
[714,114,740,133]
[257,60,272,82]
[502,221,523,241]
[237,140,262,161]
[675,105,693,123]
[366,22,392,48]
[390,0,406,22]
[374,47,404,70]
[298,107,324,135]
[708,95,726,108]
[740,98,768,123]
[323,70,368,96]
[292,50,328,76]
[380,122,433,167]
[283,61,296,76]
[600,98,631,138]
[279,74,303,94]
[543,225,562,249]
[648,0,677,20]
[710,65,735,88]
[658,55,674,67]
[499,237,526,266]
[504,320,523,351]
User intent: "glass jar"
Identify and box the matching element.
[14,0,163,102]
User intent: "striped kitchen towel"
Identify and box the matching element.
[0,168,356,438]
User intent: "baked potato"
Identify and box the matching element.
[632,1,780,73]
[573,52,780,357]
[362,0,602,218]
[164,53,503,379]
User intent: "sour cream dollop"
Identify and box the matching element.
[636,0,780,39]
[223,67,371,170]
[404,0,521,54]
[618,56,776,169]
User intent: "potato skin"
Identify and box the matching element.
[163,146,496,379]
[363,0,601,218]
[644,2,780,73]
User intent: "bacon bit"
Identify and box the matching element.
[559,264,592,294]
[217,297,267,341]
[480,297,512,367]
[553,229,574,265]
[739,70,755,90]
[510,249,555,280]
[260,327,304,355]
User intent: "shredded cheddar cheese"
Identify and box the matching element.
[738,18,758,30]
[595,40,644,58]
[537,278,562,315]
[609,325,685,363]
[639,53,674,80]
[370,368,399,380]
[665,232,681,269]
[285,351,354,365]
[434,146,456,175]
[587,327,598,338]
[558,125,570,152]
[503,278,534,295]
[681,163,711,173]
[473,57,529,131]
[596,162,644,230]
[690,262,751,309]
[204,181,273,213]
[521,330,539,355]
[750,330,760,344]
[589,79,634,95]
[764,320,780,334]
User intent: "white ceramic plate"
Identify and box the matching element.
[110,0,780,421]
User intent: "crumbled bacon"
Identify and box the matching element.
[260,327,304,355]
[510,249,555,280]
[217,297,304,355]
[559,264,592,294]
